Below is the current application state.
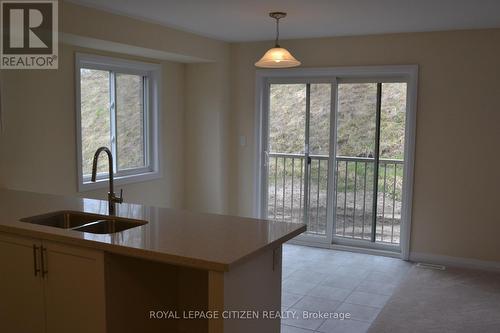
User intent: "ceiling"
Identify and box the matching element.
[67,0,500,42]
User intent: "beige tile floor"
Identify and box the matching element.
[369,263,500,333]
[281,244,412,333]
[281,244,500,333]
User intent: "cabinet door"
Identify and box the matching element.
[43,241,106,333]
[0,233,45,333]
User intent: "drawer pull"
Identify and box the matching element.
[33,245,40,277]
[40,246,48,278]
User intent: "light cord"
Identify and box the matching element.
[275,18,280,47]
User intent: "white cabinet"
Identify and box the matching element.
[44,240,106,333]
[0,234,45,333]
[0,233,106,333]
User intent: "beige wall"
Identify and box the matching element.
[1,1,499,263]
[0,44,185,208]
[0,1,232,211]
[184,59,231,214]
[60,1,233,213]
[229,29,500,262]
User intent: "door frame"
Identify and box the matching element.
[254,65,418,259]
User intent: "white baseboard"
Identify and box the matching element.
[409,252,500,272]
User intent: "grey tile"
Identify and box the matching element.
[321,275,364,290]
[283,265,298,279]
[336,302,381,322]
[295,248,330,260]
[283,278,318,295]
[317,319,371,333]
[325,269,364,279]
[283,244,302,253]
[282,292,303,308]
[368,265,500,333]
[281,308,327,331]
[283,255,309,264]
[355,280,398,296]
[280,325,315,333]
[307,285,352,301]
[304,262,343,275]
[282,244,407,331]
[288,269,329,284]
[380,265,409,277]
[373,260,412,275]
[293,295,341,312]
[365,271,404,284]
[344,291,390,308]
[334,265,370,277]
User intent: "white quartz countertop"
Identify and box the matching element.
[0,189,306,272]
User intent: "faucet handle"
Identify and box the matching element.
[118,189,124,203]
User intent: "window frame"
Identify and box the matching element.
[75,53,162,192]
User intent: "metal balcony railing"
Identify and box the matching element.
[267,153,403,244]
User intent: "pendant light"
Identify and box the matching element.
[255,12,301,68]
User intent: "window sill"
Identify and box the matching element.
[78,171,162,192]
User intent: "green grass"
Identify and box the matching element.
[80,69,145,175]
[269,82,407,159]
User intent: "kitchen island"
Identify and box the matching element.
[0,189,306,333]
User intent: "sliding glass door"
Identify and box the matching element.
[334,81,407,250]
[263,80,335,242]
[260,72,412,252]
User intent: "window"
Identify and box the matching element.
[76,53,161,191]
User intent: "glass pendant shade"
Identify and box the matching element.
[255,12,301,68]
[255,47,301,68]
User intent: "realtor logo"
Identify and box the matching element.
[1,0,58,69]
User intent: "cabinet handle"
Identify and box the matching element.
[33,245,40,277]
[40,246,48,278]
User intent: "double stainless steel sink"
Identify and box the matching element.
[20,211,147,234]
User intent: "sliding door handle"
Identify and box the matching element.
[33,245,40,277]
